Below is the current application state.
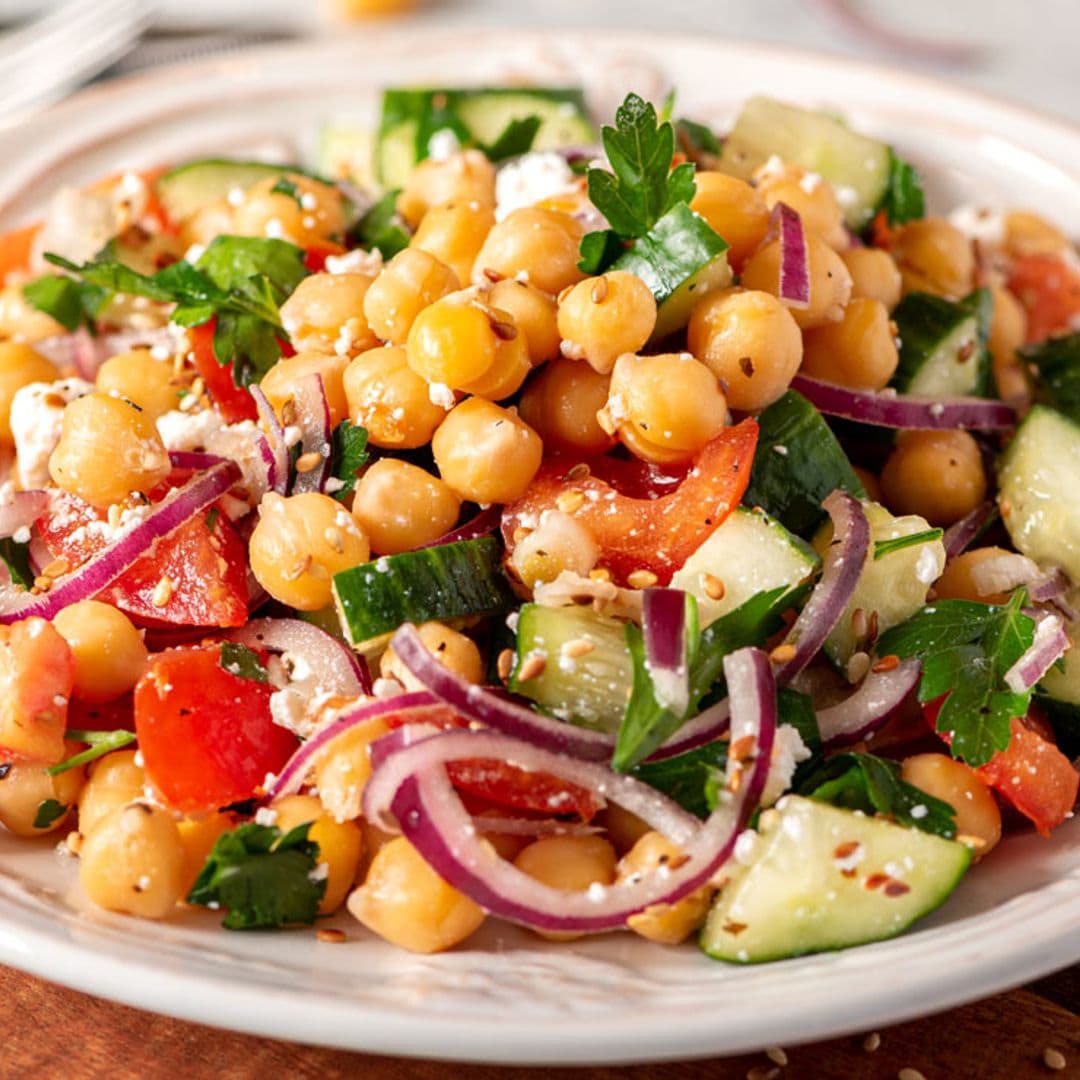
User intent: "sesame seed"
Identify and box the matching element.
[556,490,586,514]
[295,451,322,473]
[516,652,547,683]
[497,649,515,682]
[316,927,347,944]
[562,638,596,659]
[627,569,659,589]
[702,573,726,601]
[769,643,797,664]
[283,555,312,581]
[1043,1047,1067,1071]
[323,527,345,554]
[151,575,173,608]
[862,1032,881,1052]
[765,1047,787,1066]
[590,277,609,303]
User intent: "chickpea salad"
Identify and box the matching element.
[0,86,1075,961]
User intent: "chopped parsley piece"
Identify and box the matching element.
[269,177,302,203]
[873,528,944,561]
[23,273,109,332]
[328,420,369,501]
[482,115,542,162]
[632,740,727,819]
[187,821,326,930]
[47,729,137,776]
[0,537,34,590]
[1021,332,1080,424]
[675,117,721,158]
[219,641,269,684]
[880,150,926,226]
[205,507,220,533]
[33,798,68,830]
[350,189,410,258]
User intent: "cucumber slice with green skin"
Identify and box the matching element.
[891,289,992,397]
[998,405,1080,583]
[510,604,632,733]
[318,124,376,190]
[156,160,316,224]
[817,501,945,666]
[610,203,731,341]
[742,390,865,538]
[700,795,971,964]
[1039,587,1080,705]
[670,506,819,626]
[332,537,513,652]
[377,88,593,189]
[717,96,892,230]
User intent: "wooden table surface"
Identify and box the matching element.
[2,963,1075,1079]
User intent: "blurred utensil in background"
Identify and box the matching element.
[0,0,151,123]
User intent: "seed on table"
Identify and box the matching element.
[1042,1047,1066,1071]
[316,927,346,944]
[765,1047,788,1066]
[898,1069,927,1080]
[862,1032,881,1052]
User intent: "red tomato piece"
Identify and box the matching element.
[502,419,759,586]
[0,223,40,284]
[0,618,74,763]
[303,242,346,274]
[134,644,298,813]
[190,319,258,424]
[447,758,602,821]
[38,486,249,628]
[1007,253,1080,344]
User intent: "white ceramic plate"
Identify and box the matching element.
[0,28,1078,1066]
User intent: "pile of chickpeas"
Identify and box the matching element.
[0,130,1072,950]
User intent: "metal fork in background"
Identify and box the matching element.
[0,0,151,123]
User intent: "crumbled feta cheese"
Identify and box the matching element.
[914,542,945,585]
[325,248,383,276]
[494,151,576,222]
[205,420,269,500]
[254,806,279,826]
[157,408,224,453]
[759,724,812,808]
[948,203,1006,246]
[10,378,94,488]
[427,128,462,161]
[799,171,823,194]
[428,382,456,410]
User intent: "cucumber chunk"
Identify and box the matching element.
[318,124,376,190]
[998,405,1080,582]
[700,795,971,963]
[818,501,945,665]
[671,506,819,626]
[510,604,632,733]
[742,390,865,537]
[332,538,512,653]
[717,96,891,230]
[156,160,302,223]
[891,289,991,397]
[610,203,731,340]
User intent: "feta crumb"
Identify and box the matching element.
[254,806,279,826]
[428,382,456,410]
[10,378,94,488]
[948,203,1006,246]
[427,128,462,161]
[325,248,383,276]
[494,151,576,222]
[759,724,813,807]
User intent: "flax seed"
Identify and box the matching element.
[765,1047,787,1067]
[729,735,756,762]
[769,643,797,664]
[497,648,514,682]
[295,451,322,474]
[627,569,658,589]
[746,1067,779,1080]
[491,318,518,341]
[702,573,726,601]
[516,653,547,682]
[722,920,747,935]
[562,638,595,659]
[590,277,609,303]
[873,654,900,673]
[867,609,879,643]
[556,490,586,514]
[851,606,869,639]
[316,927,347,944]
[151,575,174,608]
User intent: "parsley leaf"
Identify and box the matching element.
[23,273,109,331]
[0,537,33,589]
[187,821,325,930]
[219,642,269,684]
[632,740,727,819]
[205,507,220,533]
[270,177,302,203]
[876,592,1036,766]
[350,190,411,258]
[799,752,957,838]
[1021,333,1080,423]
[674,117,721,158]
[47,729,137,776]
[873,528,944,561]
[33,799,68,830]
[482,115,542,162]
[880,150,926,226]
[576,229,624,275]
[328,420,369,501]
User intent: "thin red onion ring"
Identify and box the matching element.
[773,490,870,683]
[645,698,730,761]
[0,459,240,624]
[251,385,289,496]
[1005,611,1070,693]
[413,505,501,550]
[774,202,810,308]
[167,450,228,472]
[791,375,1016,431]
[289,374,331,495]
[815,658,921,747]
[642,588,690,716]
[942,501,998,560]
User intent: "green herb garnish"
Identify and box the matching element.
[880,150,926,226]
[219,642,269,684]
[328,420,369,501]
[47,729,137,776]
[33,799,69,829]
[873,528,944,561]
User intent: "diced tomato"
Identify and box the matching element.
[448,759,602,821]
[134,644,298,813]
[190,319,258,424]
[303,242,346,273]
[502,419,758,586]
[871,209,895,250]
[1007,253,1080,344]
[0,619,74,764]
[0,223,40,284]
[38,484,249,628]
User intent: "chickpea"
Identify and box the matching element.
[313,716,392,824]
[77,749,145,836]
[49,392,170,507]
[405,296,500,390]
[432,397,542,504]
[617,831,714,944]
[279,273,379,356]
[509,509,599,588]
[348,836,485,953]
[0,753,85,836]
[891,216,974,299]
[687,287,803,411]
[411,198,496,285]
[456,310,531,401]
[689,172,770,269]
[176,812,233,894]
[988,284,1030,407]
[272,794,364,914]
[754,162,847,249]
[397,150,496,229]
[381,621,484,691]
[880,430,987,527]
[249,491,370,610]
[1003,210,1070,260]
[840,247,903,311]
[487,278,560,364]
[471,207,585,296]
[95,348,181,422]
[342,345,448,449]
[933,546,1015,605]
[259,349,351,428]
[801,297,899,390]
[233,173,347,246]
[179,199,234,248]
[514,834,616,941]
[901,753,1001,857]
[517,357,614,456]
[852,465,883,505]
[556,272,657,375]
[598,803,652,855]
[0,342,56,442]
[79,802,186,919]
[605,352,727,465]
[0,283,64,343]
[740,233,853,329]
[352,459,461,555]
[53,600,148,703]
[362,249,460,345]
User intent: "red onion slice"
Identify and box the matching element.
[1004,611,1070,693]
[167,450,228,472]
[289,374,331,495]
[646,698,731,761]
[0,459,240,624]
[0,490,48,540]
[969,553,1073,613]
[414,505,501,550]
[942,501,997,560]
[251,385,289,496]
[363,648,773,932]
[815,658,921,747]
[773,490,870,684]
[642,588,691,716]
[228,616,371,698]
[774,202,810,308]
[791,375,1016,431]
